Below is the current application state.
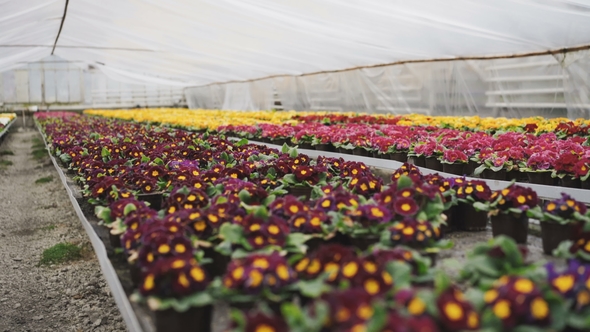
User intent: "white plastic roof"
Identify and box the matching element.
[3,0,590,86]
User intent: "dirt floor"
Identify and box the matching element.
[0,126,124,332]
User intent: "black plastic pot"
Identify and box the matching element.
[202,247,231,278]
[287,186,313,200]
[338,148,353,155]
[442,163,466,176]
[389,152,407,162]
[352,147,369,156]
[109,232,122,248]
[560,177,581,189]
[130,263,142,287]
[540,221,574,255]
[298,143,313,150]
[527,172,555,185]
[137,192,164,211]
[315,144,335,152]
[413,156,426,167]
[154,305,213,332]
[582,180,590,190]
[459,203,488,231]
[424,157,443,171]
[349,236,380,251]
[491,213,528,244]
[482,169,507,181]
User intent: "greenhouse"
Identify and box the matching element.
[1,1,590,332]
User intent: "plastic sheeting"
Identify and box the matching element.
[2,0,590,115]
[186,51,590,118]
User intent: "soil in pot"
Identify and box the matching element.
[287,186,313,200]
[491,213,529,244]
[527,172,556,185]
[442,163,466,176]
[154,305,213,332]
[424,157,443,171]
[540,221,574,255]
[389,152,407,162]
[458,203,488,231]
[560,177,581,189]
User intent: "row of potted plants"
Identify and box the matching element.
[37,113,590,332]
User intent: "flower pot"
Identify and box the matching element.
[442,163,466,176]
[482,169,507,181]
[442,207,457,234]
[272,138,287,146]
[389,152,407,162]
[424,157,443,171]
[109,233,122,248]
[540,221,574,255]
[413,156,426,167]
[463,160,479,177]
[130,263,142,287]
[299,143,313,150]
[352,147,369,156]
[491,213,529,244]
[349,236,380,251]
[287,186,313,200]
[372,151,381,158]
[138,192,164,211]
[560,177,581,189]
[338,148,352,155]
[202,247,231,278]
[459,203,488,231]
[315,144,334,152]
[154,305,213,332]
[526,172,555,185]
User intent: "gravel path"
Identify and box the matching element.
[0,127,125,332]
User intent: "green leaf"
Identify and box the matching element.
[286,233,312,254]
[101,147,111,158]
[281,143,290,154]
[219,223,244,243]
[238,189,251,203]
[123,203,137,216]
[396,175,413,190]
[289,147,299,158]
[473,164,487,176]
[294,278,330,298]
[94,206,112,224]
[235,138,249,147]
[473,201,489,212]
[152,157,164,166]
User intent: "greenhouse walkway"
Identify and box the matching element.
[0,127,125,332]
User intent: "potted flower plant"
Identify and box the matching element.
[131,257,213,332]
[478,276,566,331]
[459,236,533,289]
[520,150,558,185]
[454,180,492,231]
[439,149,468,176]
[528,193,589,255]
[473,184,539,244]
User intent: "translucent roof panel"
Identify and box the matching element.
[2,0,590,86]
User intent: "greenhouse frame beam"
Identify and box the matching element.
[192,43,590,88]
[51,0,70,55]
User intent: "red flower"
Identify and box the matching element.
[394,197,419,216]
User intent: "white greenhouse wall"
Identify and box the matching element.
[0,56,186,111]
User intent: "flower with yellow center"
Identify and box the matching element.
[493,300,511,319]
[514,278,534,294]
[364,279,380,295]
[444,302,464,321]
[255,324,275,332]
[552,274,575,294]
[342,261,358,278]
[407,297,426,315]
[530,297,549,320]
